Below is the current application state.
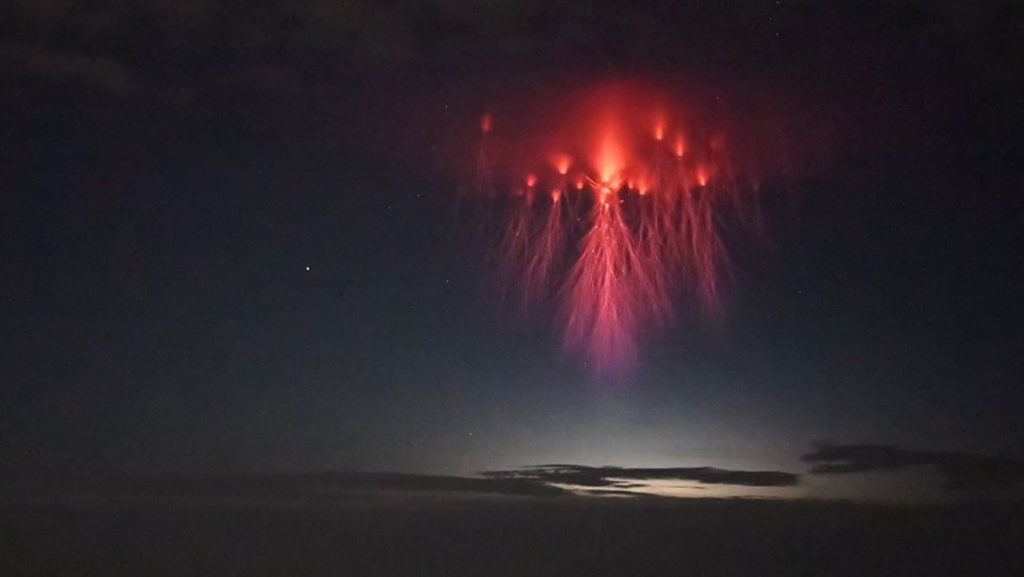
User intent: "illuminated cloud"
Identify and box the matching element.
[483,464,800,489]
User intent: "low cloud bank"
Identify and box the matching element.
[803,444,1024,492]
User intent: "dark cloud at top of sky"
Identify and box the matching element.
[0,40,141,96]
[1,0,1017,98]
[483,464,800,488]
[802,444,1024,492]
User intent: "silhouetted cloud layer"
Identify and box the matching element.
[4,466,800,504]
[483,465,800,488]
[2,471,571,501]
[803,444,1024,491]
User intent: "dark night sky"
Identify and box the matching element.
[2,0,1022,501]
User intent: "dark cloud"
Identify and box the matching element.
[0,0,548,91]
[3,471,571,501]
[5,466,799,503]
[2,0,1009,98]
[0,40,141,95]
[802,444,1024,492]
[483,464,800,488]
[581,488,667,498]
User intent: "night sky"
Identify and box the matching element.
[2,0,1022,501]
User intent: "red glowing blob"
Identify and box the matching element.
[653,116,665,141]
[552,153,572,175]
